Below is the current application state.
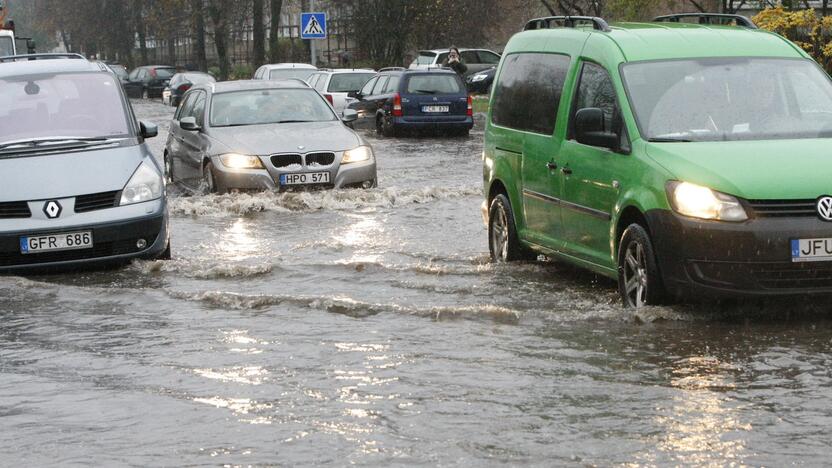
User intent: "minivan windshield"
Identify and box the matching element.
[210,88,337,127]
[622,58,832,142]
[0,36,13,57]
[0,72,131,144]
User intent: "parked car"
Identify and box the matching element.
[484,13,832,307]
[124,65,175,99]
[105,63,129,84]
[409,48,501,77]
[163,71,215,107]
[465,66,495,94]
[164,80,376,193]
[253,63,317,81]
[307,69,375,113]
[347,68,473,137]
[0,55,169,272]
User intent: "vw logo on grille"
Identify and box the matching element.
[818,196,832,221]
[43,200,62,219]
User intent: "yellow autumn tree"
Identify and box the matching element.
[754,6,832,71]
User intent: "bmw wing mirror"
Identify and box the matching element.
[342,109,359,123]
[179,116,201,132]
[140,121,158,139]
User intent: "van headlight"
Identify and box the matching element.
[667,181,747,222]
[120,160,163,206]
[219,153,264,169]
[342,146,373,164]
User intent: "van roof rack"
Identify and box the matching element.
[524,16,611,32]
[653,13,757,29]
[379,67,405,72]
[0,53,86,63]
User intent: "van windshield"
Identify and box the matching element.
[0,72,131,144]
[621,58,832,142]
[0,36,13,57]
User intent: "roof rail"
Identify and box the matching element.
[524,16,611,32]
[653,13,757,29]
[379,67,405,72]
[0,53,86,63]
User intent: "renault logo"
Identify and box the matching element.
[43,200,62,219]
[818,196,832,221]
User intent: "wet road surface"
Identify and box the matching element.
[2,100,832,465]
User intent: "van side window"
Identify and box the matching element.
[491,53,570,135]
[360,77,378,96]
[571,62,628,150]
[372,77,389,95]
[383,76,400,94]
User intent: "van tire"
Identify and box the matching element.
[379,115,397,137]
[489,194,534,262]
[617,224,666,308]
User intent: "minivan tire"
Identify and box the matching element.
[617,223,667,308]
[489,194,534,262]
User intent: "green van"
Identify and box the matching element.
[483,13,832,306]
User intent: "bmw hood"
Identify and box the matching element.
[0,145,147,202]
[645,138,832,200]
[208,121,362,156]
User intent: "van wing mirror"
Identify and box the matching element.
[179,116,201,132]
[575,107,619,151]
[140,121,158,139]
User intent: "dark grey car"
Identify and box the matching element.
[164,80,377,193]
[0,56,169,272]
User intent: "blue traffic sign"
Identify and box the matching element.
[301,12,327,39]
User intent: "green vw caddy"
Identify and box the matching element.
[483,14,832,306]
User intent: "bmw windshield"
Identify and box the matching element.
[0,72,131,147]
[621,58,832,142]
[210,88,337,127]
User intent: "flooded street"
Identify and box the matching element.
[2,100,832,465]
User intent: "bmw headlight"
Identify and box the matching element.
[667,181,747,222]
[219,153,264,169]
[121,160,163,206]
[471,74,488,82]
[342,146,373,164]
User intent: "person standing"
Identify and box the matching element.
[442,46,467,76]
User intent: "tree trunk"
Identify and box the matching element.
[168,35,177,66]
[269,0,283,62]
[134,0,148,65]
[253,0,266,67]
[192,0,208,71]
[209,1,230,79]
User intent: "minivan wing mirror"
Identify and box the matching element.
[140,121,158,139]
[575,107,619,151]
[180,116,201,132]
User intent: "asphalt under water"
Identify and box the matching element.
[2,100,832,466]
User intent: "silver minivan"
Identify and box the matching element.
[0,56,169,272]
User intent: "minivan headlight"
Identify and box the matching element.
[667,181,747,222]
[121,160,163,206]
[219,153,264,169]
[342,146,373,164]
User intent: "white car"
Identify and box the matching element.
[408,48,501,77]
[306,69,376,113]
[253,63,317,81]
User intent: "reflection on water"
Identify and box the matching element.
[217,219,263,261]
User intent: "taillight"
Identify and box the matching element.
[177,83,192,92]
[467,94,473,117]
[323,94,334,105]
[393,93,403,117]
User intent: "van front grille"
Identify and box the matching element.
[751,262,832,289]
[270,154,303,168]
[75,191,120,213]
[305,152,335,166]
[0,201,31,219]
[747,199,817,218]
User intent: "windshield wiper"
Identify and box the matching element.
[414,89,438,95]
[274,120,313,124]
[647,137,693,143]
[0,137,109,151]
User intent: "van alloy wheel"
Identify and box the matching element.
[622,241,648,307]
[491,203,509,261]
[488,194,535,262]
[617,224,666,308]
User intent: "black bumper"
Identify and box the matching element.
[646,209,832,298]
[0,214,168,273]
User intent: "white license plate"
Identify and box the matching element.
[20,231,93,255]
[279,172,331,186]
[791,238,832,262]
[422,105,449,113]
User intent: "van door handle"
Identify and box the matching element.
[562,167,573,175]
[546,162,558,170]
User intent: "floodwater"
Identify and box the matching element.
[2,100,832,466]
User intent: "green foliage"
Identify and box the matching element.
[230,63,254,80]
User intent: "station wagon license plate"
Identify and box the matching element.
[791,238,832,262]
[20,231,93,255]
[280,172,331,186]
[422,105,449,113]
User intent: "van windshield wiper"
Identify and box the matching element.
[413,89,438,94]
[647,137,693,143]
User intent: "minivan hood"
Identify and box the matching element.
[0,145,144,202]
[645,139,832,200]
[208,121,361,156]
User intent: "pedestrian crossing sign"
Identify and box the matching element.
[301,12,327,39]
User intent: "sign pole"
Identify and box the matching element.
[309,0,316,66]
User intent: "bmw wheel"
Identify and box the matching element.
[488,194,534,262]
[201,161,218,194]
[617,224,666,308]
[164,152,174,183]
